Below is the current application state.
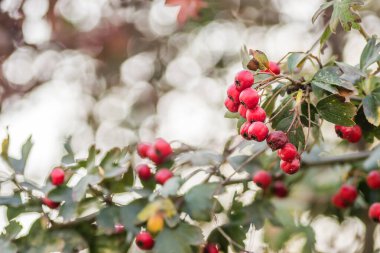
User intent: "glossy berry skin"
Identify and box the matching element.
[224,98,239,112]
[266,131,288,151]
[155,169,173,185]
[246,107,266,123]
[253,170,272,189]
[272,181,288,198]
[335,125,350,139]
[339,185,357,204]
[238,104,247,118]
[235,70,254,91]
[239,88,259,109]
[240,121,251,140]
[203,244,219,253]
[50,167,65,186]
[227,84,240,103]
[248,122,268,142]
[137,164,152,181]
[154,138,173,158]
[280,158,300,174]
[42,197,60,209]
[135,231,155,250]
[147,147,164,165]
[277,143,298,162]
[147,214,164,234]
[335,125,362,143]
[265,61,281,75]
[331,193,347,209]
[114,224,125,233]
[367,171,380,189]
[369,203,380,222]
[137,142,151,158]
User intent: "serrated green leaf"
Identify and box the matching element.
[96,206,120,230]
[330,0,363,32]
[360,36,380,70]
[312,2,334,23]
[120,198,148,233]
[363,88,380,126]
[316,94,357,126]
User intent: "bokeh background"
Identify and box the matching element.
[0,0,380,252]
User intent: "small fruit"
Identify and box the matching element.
[154,138,173,158]
[155,169,173,185]
[280,158,300,174]
[277,143,298,162]
[252,170,272,189]
[367,171,380,189]
[339,184,357,204]
[238,104,247,118]
[346,125,362,143]
[114,224,125,233]
[147,214,164,234]
[248,122,269,142]
[50,167,65,186]
[369,203,380,222]
[239,121,251,140]
[224,98,239,112]
[203,244,219,253]
[137,164,152,181]
[135,231,155,250]
[331,193,347,209]
[147,147,164,164]
[42,197,60,209]
[272,181,288,198]
[265,61,281,75]
[137,142,151,158]
[266,131,288,151]
[246,106,266,123]
[227,84,240,103]
[235,70,254,91]
[239,88,259,109]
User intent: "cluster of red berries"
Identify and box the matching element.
[331,184,358,209]
[252,170,288,198]
[335,125,362,143]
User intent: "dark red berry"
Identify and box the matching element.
[280,158,300,174]
[50,167,65,186]
[155,169,173,185]
[42,197,60,209]
[147,147,164,164]
[265,61,281,75]
[203,243,219,253]
[114,224,125,233]
[369,203,380,222]
[339,184,357,204]
[154,138,173,158]
[346,125,362,143]
[137,142,151,158]
[227,84,240,103]
[367,171,380,189]
[235,70,254,91]
[135,231,155,250]
[238,104,247,118]
[277,143,298,162]
[272,181,288,198]
[331,193,347,209]
[266,131,289,151]
[137,164,152,181]
[248,122,268,142]
[239,88,259,109]
[240,121,251,140]
[253,170,272,189]
[224,98,239,112]
[246,106,266,123]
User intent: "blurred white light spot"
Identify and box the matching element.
[96,122,137,150]
[149,0,178,36]
[2,48,35,85]
[120,52,156,86]
[33,50,60,81]
[23,18,52,45]
[23,0,49,18]
[165,56,202,89]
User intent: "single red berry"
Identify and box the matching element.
[42,197,60,209]
[227,84,241,103]
[50,167,65,186]
[248,122,269,142]
[239,88,259,109]
[265,61,281,75]
[224,98,239,113]
[137,142,151,158]
[335,125,350,139]
[266,131,289,151]
[154,138,173,158]
[239,121,251,140]
[253,170,272,189]
[135,231,155,250]
[272,181,288,198]
[235,70,254,91]
[331,193,347,209]
[137,164,152,181]
[369,203,380,222]
[346,125,362,143]
[367,171,380,189]
[238,104,247,118]
[147,147,164,165]
[203,243,219,253]
[339,184,357,204]
[246,106,266,123]
[155,169,173,185]
[277,143,298,162]
[114,224,125,233]
[280,158,300,174]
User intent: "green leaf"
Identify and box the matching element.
[312,66,355,92]
[320,25,332,47]
[72,175,100,202]
[271,97,294,129]
[86,146,98,174]
[61,136,75,165]
[176,151,223,167]
[363,145,380,171]
[240,45,250,69]
[237,199,281,229]
[208,224,248,253]
[120,198,148,233]
[0,239,17,253]
[227,154,261,174]
[276,116,305,150]
[363,88,380,126]
[48,185,73,202]
[330,0,363,32]
[160,177,182,197]
[183,183,223,221]
[251,50,269,70]
[96,206,120,230]
[360,36,380,70]
[316,94,357,126]
[4,220,22,240]
[4,136,33,174]
[312,2,333,23]
[224,111,240,119]
[287,53,307,73]
[0,195,22,207]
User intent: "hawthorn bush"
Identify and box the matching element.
[1,1,380,253]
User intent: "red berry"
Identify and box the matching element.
[42,197,60,209]
[265,61,281,75]
[239,121,251,140]
[239,88,259,109]
[331,193,347,209]
[369,203,380,222]
[137,164,152,181]
[335,125,349,139]
[277,143,298,162]
[367,171,380,189]
[227,84,240,103]
[50,167,65,186]
[224,98,239,113]
[235,70,254,91]
[280,158,300,174]
[248,122,268,142]
[203,244,219,253]
[272,181,288,198]
[266,131,289,151]
[246,107,266,123]
[238,104,247,118]
[339,184,357,204]
[114,224,125,233]
[135,231,155,250]
[253,170,272,189]
[155,169,173,185]
[137,142,151,158]
[154,138,173,158]
[147,147,164,165]
[346,125,362,143]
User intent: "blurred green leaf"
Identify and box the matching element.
[97,206,120,230]
[363,88,380,126]
[330,0,363,32]
[120,198,148,233]
[312,66,355,92]
[61,136,75,165]
[316,94,356,126]
[0,195,22,207]
[0,239,17,253]
[160,177,182,197]
[2,136,33,174]
[360,36,380,70]
[208,224,248,253]
[287,53,307,73]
